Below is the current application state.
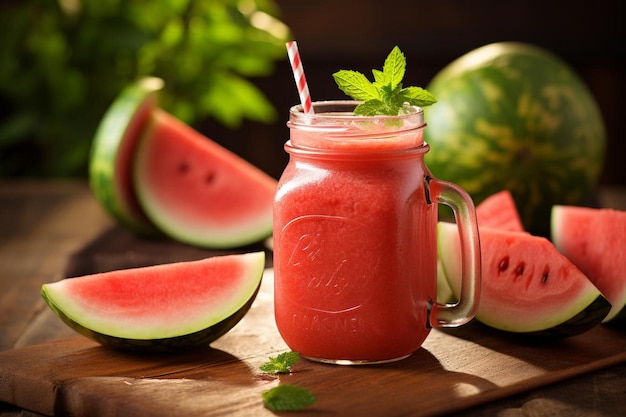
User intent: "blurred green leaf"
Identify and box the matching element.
[0,0,291,177]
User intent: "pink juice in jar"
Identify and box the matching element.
[273,101,439,363]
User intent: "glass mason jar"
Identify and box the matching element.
[273,101,481,364]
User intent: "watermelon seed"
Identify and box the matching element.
[498,256,509,273]
[514,263,525,277]
[541,269,550,284]
[205,172,215,184]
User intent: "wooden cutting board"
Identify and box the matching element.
[1,269,626,417]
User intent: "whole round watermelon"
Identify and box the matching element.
[423,42,606,235]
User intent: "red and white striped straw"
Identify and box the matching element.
[286,41,313,114]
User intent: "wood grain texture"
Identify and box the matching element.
[0,181,112,352]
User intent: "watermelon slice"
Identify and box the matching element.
[133,109,276,249]
[89,77,164,235]
[551,205,626,324]
[476,190,525,232]
[41,252,265,352]
[438,222,610,336]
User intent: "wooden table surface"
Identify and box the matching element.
[1,180,625,417]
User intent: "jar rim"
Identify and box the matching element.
[284,140,430,159]
[289,100,424,124]
[287,100,426,145]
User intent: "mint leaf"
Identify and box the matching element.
[262,384,316,411]
[399,86,437,107]
[382,46,406,89]
[333,46,436,116]
[332,70,381,102]
[260,351,301,374]
[372,69,389,87]
[353,99,386,116]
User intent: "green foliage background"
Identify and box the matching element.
[0,0,291,177]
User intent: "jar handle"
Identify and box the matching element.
[426,177,481,327]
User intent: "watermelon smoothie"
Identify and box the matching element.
[273,101,481,364]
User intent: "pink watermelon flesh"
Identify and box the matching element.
[112,94,156,228]
[134,109,277,249]
[551,205,626,323]
[476,190,525,232]
[41,252,265,345]
[439,222,607,333]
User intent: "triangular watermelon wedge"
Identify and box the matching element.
[41,252,265,352]
[476,190,525,232]
[133,109,276,249]
[551,205,626,324]
[439,222,610,336]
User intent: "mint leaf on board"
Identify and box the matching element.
[259,351,301,374]
[262,384,317,411]
[333,46,437,116]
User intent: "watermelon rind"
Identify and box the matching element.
[43,285,260,353]
[41,252,265,352]
[438,222,609,336]
[524,295,611,338]
[605,309,626,327]
[424,42,606,236]
[133,110,276,249]
[89,77,164,235]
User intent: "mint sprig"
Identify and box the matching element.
[259,351,301,374]
[262,384,317,412]
[333,46,437,116]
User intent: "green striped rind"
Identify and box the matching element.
[41,282,260,353]
[89,77,164,235]
[424,42,605,235]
